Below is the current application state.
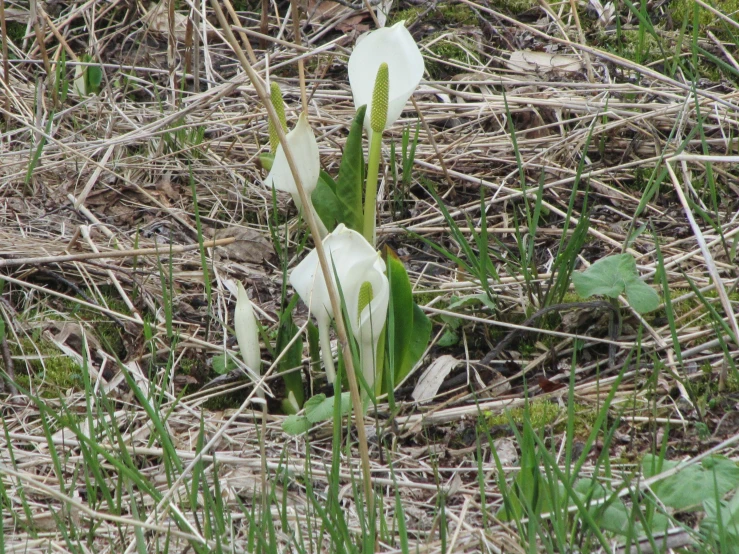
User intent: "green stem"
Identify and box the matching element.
[363,131,384,245]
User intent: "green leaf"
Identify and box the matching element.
[702,488,739,545]
[304,392,352,423]
[212,353,238,375]
[624,275,661,313]
[276,300,305,413]
[282,415,311,435]
[87,64,103,92]
[401,303,432,383]
[437,328,459,347]
[573,254,636,299]
[573,253,660,313]
[571,478,669,536]
[643,454,739,511]
[385,251,431,387]
[312,171,340,232]
[334,106,367,233]
[386,250,413,387]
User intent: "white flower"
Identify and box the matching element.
[263,112,327,237]
[289,224,389,390]
[348,21,425,134]
[235,282,262,394]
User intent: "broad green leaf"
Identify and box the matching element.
[438,328,459,347]
[303,394,327,419]
[282,415,311,435]
[312,171,340,232]
[212,353,238,375]
[334,106,367,233]
[624,275,661,313]
[573,254,636,299]
[573,253,660,313]
[87,64,103,92]
[400,303,431,384]
[573,479,630,535]
[276,299,304,413]
[643,454,739,511]
[702,488,739,545]
[571,478,669,536]
[386,249,413,389]
[304,392,352,423]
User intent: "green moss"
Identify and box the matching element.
[616,30,664,65]
[669,288,739,319]
[490,0,538,15]
[6,21,26,44]
[486,401,560,428]
[425,35,480,79]
[69,291,130,358]
[12,338,83,396]
[670,0,739,35]
[391,4,476,26]
[390,6,426,26]
[203,388,250,411]
[437,4,478,24]
[485,401,596,435]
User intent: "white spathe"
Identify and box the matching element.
[263,112,327,237]
[235,282,263,395]
[289,224,389,389]
[348,21,424,134]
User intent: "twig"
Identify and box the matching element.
[0,237,235,268]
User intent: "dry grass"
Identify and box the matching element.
[1,0,738,551]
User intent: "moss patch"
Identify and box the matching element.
[490,0,538,15]
[6,21,26,44]
[486,400,596,436]
[614,29,665,65]
[391,4,477,26]
[426,35,479,79]
[391,6,426,26]
[437,4,478,24]
[12,338,83,396]
[670,0,739,37]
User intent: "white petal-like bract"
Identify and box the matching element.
[348,21,424,133]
